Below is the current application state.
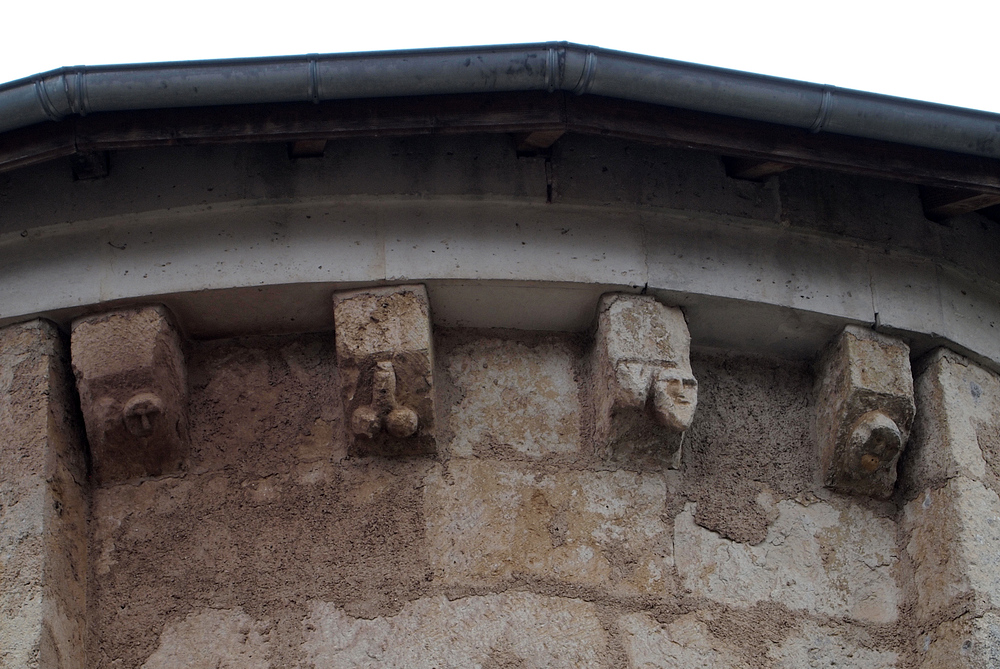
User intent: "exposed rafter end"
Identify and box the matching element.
[723,157,794,182]
[920,186,1000,222]
[515,130,565,154]
[288,139,328,159]
[70,151,109,181]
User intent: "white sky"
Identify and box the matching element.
[3,0,998,113]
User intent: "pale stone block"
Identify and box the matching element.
[446,338,580,457]
[141,608,271,668]
[0,320,87,669]
[919,612,1000,668]
[72,306,188,484]
[302,593,608,668]
[905,348,999,491]
[770,621,898,668]
[674,500,900,623]
[333,284,436,456]
[619,612,749,668]
[425,460,674,596]
[904,476,1000,621]
[815,325,915,498]
[591,293,697,467]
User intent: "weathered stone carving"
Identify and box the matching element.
[815,325,915,498]
[592,293,697,467]
[333,284,436,456]
[71,305,189,484]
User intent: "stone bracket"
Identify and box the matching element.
[591,293,697,468]
[333,284,436,456]
[815,325,915,498]
[71,305,189,484]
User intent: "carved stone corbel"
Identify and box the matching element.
[71,306,189,484]
[591,293,698,468]
[333,285,436,456]
[815,325,915,498]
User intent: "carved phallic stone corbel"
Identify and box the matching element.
[333,285,436,456]
[71,306,189,484]
[592,293,698,468]
[815,325,915,498]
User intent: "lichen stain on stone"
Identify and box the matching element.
[425,460,673,596]
[446,338,581,457]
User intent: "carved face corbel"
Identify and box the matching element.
[71,306,189,484]
[815,326,915,498]
[592,293,698,467]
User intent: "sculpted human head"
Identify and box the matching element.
[651,365,698,432]
[848,410,902,474]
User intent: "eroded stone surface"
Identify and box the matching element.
[905,349,1000,491]
[920,612,1000,668]
[815,325,914,498]
[88,460,433,667]
[446,338,581,457]
[302,593,608,668]
[674,500,900,623]
[592,293,696,467]
[770,620,898,668]
[333,285,435,456]
[619,612,749,668]
[72,305,188,483]
[141,608,271,668]
[904,476,1000,622]
[0,320,87,669]
[425,460,673,596]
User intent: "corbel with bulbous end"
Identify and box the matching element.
[71,305,189,484]
[333,285,436,457]
[815,325,915,498]
[591,293,698,468]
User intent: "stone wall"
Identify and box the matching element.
[4,314,1000,666]
[0,321,87,669]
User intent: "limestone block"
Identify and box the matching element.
[674,500,900,623]
[920,612,1000,669]
[0,320,87,669]
[619,612,750,668]
[425,460,674,596]
[72,306,188,484]
[141,608,271,668]
[815,325,914,498]
[770,621,898,668]
[302,593,608,668]
[905,348,999,491]
[333,284,435,456]
[903,476,1000,622]
[592,293,697,467]
[446,338,580,457]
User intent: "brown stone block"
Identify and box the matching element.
[333,285,435,456]
[0,319,87,669]
[71,306,188,484]
[904,476,1000,622]
[591,293,697,467]
[815,326,914,498]
[920,612,1000,668]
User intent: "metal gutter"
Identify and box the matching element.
[2,42,1000,159]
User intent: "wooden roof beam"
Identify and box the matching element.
[723,157,795,181]
[921,186,1000,221]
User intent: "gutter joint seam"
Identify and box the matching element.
[545,48,558,93]
[308,56,320,104]
[809,86,834,134]
[572,52,597,96]
[34,77,63,122]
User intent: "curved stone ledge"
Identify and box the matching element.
[1,197,997,370]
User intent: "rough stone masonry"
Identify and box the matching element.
[3,290,1000,667]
